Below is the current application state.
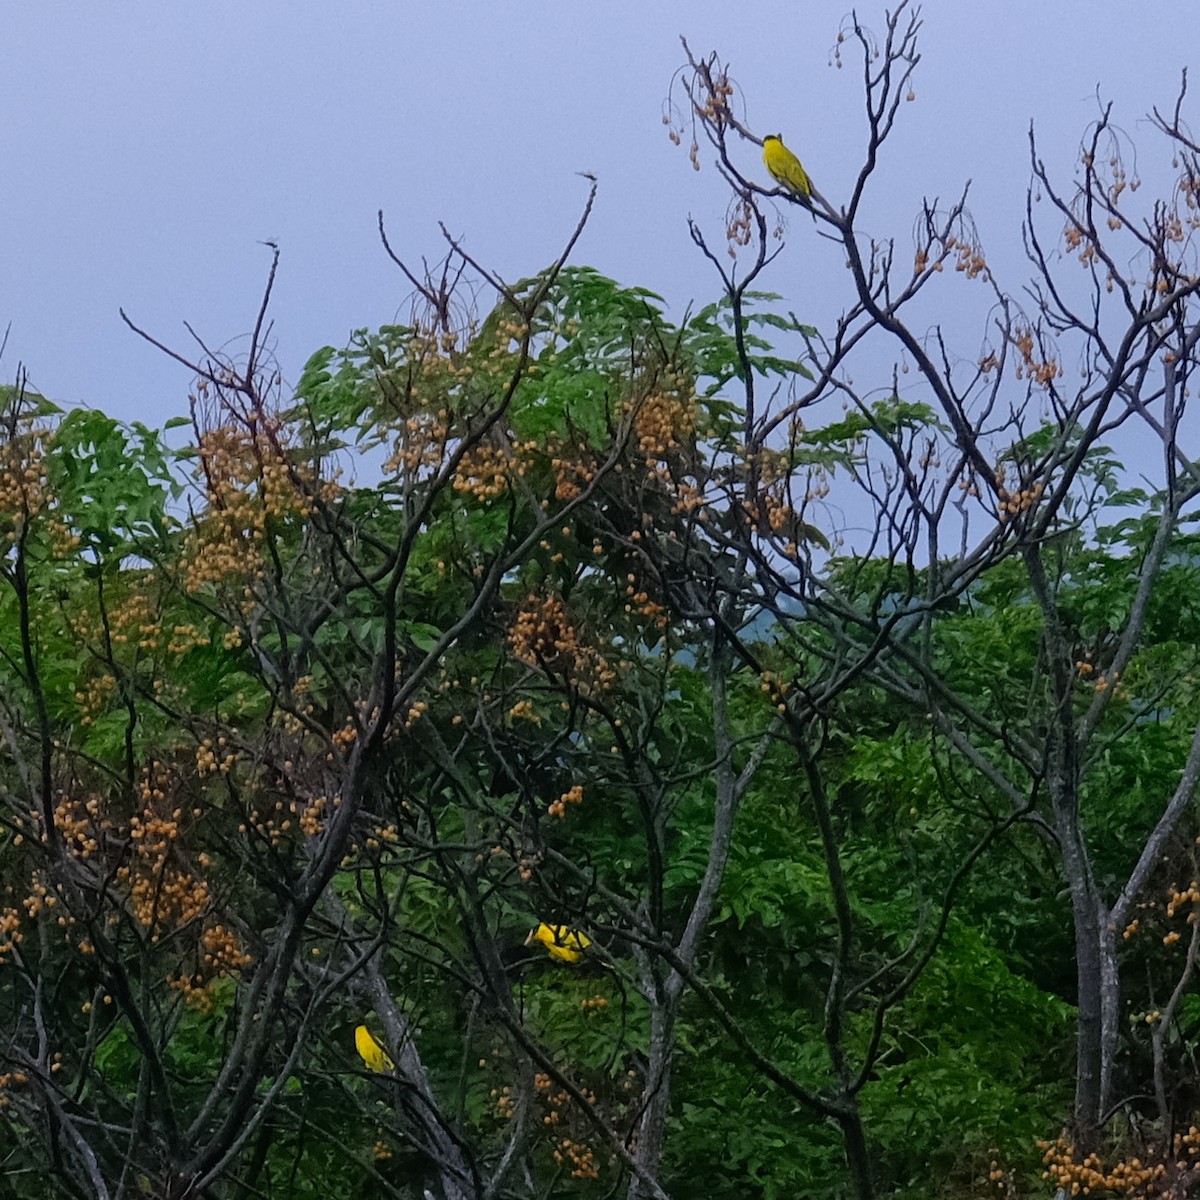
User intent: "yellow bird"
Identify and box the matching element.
[762,133,813,203]
[354,1024,394,1073]
[526,922,591,965]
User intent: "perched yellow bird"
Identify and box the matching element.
[526,922,591,965]
[762,133,813,203]
[354,1024,394,1073]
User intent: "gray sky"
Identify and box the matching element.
[2,3,1190,427]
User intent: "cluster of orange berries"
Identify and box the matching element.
[201,923,252,975]
[535,528,571,564]
[1101,156,1132,208]
[493,1073,602,1146]
[0,1069,30,1107]
[995,481,1046,522]
[1038,1135,1182,1196]
[68,610,93,641]
[748,493,785,535]
[509,591,617,691]
[181,421,319,594]
[1064,221,1100,268]
[1165,881,1200,921]
[330,716,359,752]
[129,804,181,855]
[533,1072,574,1128]
[1010,327,1061,386]
[0,419,50,530]
[195,736,237,778]
[1075,656,1124,697]
[630,390,694,465]
[982,1150,1013,1193]
[668,479,705,517]
[181,519,265,595]
[166,622,212,657]
[298,795,329,837]
[0,906,23,964]
[491,316,529,353]
[383,410,450,478]
[1124,881,1200,944]
[507,699,539,724]
[102,583,158,652]
[167,925,252,1011]
[167,971,216,1012]
[276,707,307,737]
[554,1136,600,1180]
[204,421,314,520]
[759,670,792,714]
[1,1059,61,1104]
[690,74,733,128]
[1172,1127,1200,1169]
[493,1084,517,1120]
[914,233,982,279]
[74,673,116,726]
[552,450,596,502]
[19,871,56,921]
[403,322,464,364]
[362,824,400,854]
[948,233,990,281]
[47,515,82,557]
[623,575,668,632]
[452,441,519,501]
[240,791,337,849]
[53,795,105,859]
[119,776,212,930]
[1176,169,1200,217]
[728,197,756,251]
[125,862,210,931]
[485,1057,626,1183]
[580,995,608,1013]
[549,785,584,820]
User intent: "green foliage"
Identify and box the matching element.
[683,291,816,392]
[48,408,181,556]
[863,921,1072,1197]
[3,258,1199,1200]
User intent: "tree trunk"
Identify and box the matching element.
[625,1002,673,1200]
[1058,818,1104,1146]
[1098,917,1120,1121]
[837,1104,875,1200]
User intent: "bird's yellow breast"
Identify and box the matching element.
[528,922,590,963]
[762,134,812,200]
[355,1023,394,1072]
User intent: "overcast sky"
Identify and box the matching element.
[2,3,1191,428]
